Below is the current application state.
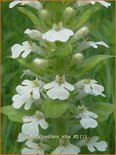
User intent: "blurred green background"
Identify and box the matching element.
[1,1,115,154]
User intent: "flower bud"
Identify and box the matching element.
[73,27,89,41]
[73,53,84,62]
[63,7,75,22]
[64,7,74,17]
[33,58,48,67]
[40,9,49,19]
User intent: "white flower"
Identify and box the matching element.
[17,132,34,142]
[53,138,80,154]
[42,22,74,42]
[11,41,39,59]
[9,0,42,10]
[43,75,74,100]
[12,93,34,110]
[77,40,109,52]
[77,136,108,152]
[74,1,111,8]
[24,29,42,41]
[21,139,46,154]
[75,79,105,99]
[75,105,98,129]
[12,78,43,110]
[22,111,48,137]
[89,1,111,8]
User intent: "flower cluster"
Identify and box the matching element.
[5,0,113,154]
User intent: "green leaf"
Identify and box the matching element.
[76,55,114,79]
[44,2,64,22]
[73,6,100,30]
[41,100,71,118]
[1,105,35,123]
[85,102,114,122]
[17,7,46,31]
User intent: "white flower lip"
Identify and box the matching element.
[77,136,108,152]
[53,142,80,154]
[11,41,41,59]
[76,105,98,129]
[42,22,74,42]
[21,139,45,154]
[24,29,42,41]
[77,40,109,52]
[89,1,111,8]
[17,132,34,142]
[75,79,105,97]
[9,0,43,10]
[12,79,41,110]
[43,75,74,100]
[12,93,34,110]
[11,41,32,59]
[22,112,48,137]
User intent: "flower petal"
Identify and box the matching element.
[39,118,49,129]
[22,41,32,58]
[16,85,31,97]
[12,94,25,109]
[22,49,31,58]
[91,84,105,96]
[22,79,33,86]
[80,117,98,129]
[21,148,38,154]
[94,141,107,151]
[96,41,109,48]
[84,84,91,93]
[32,87,40,100]
[9,1,21,8]
[63,82,74,91]
[11,44,24,59]
[24,29,42,41]
[22,121,39,137]
[86,111,98,119]
[98,1,111,8]
[26,140,39,149]
[52,146,64,154]
[88,41,98,48]
[89,1,96,5]
[43,81,57,90]
[17,132,29,142]
[42,30,56,42]
[9,1,42,10]
[57,29,74,42]
[42,28,74,42]
[87,144,96,152]
[24,98,33,110]
[46,85,69,100]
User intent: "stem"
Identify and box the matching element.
[54,119,66,137]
